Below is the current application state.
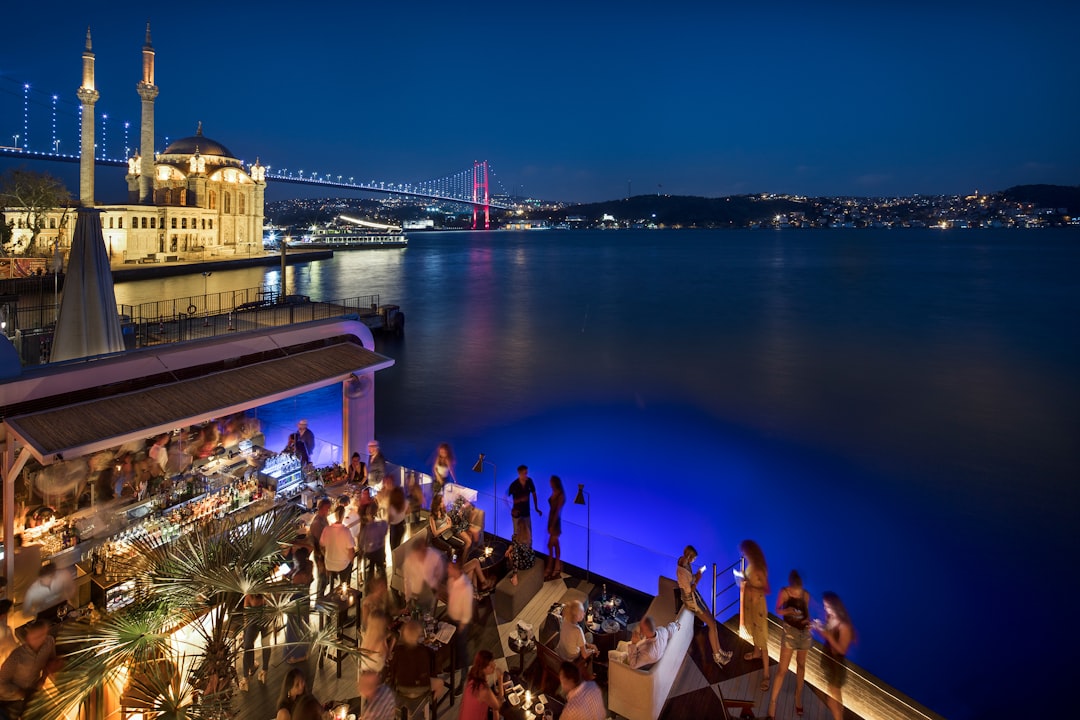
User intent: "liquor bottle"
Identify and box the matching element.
[602,584,607,603]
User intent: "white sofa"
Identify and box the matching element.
[607,576,695,720]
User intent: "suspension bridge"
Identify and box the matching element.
[0,75,512,225]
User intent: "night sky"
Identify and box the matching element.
[2,0,1078,202]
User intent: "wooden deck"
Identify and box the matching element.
[235,562,943,720]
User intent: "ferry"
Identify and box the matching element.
[286,214,408,250]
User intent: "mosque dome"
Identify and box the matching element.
[162,123,235,158]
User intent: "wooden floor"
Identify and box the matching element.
[235,570,943,720]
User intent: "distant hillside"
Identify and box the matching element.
[1000,184,1080,214]
[544,194,809,226]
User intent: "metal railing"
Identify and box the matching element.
[7,286,383,365]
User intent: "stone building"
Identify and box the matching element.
[2,25,265,264]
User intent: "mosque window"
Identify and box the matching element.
[224,191,232,214]
[180,189,187,206]
[239,194,246,214]
[118,217,123,229]
[201,218,206,230]
[142,217,148,229]
[209,190,217,210]
[182,218,188,229]
[208,219,213,229]
[150,217,156,229]
[108,217,114,229]
[171,217,177,229]
[49,218,56,229]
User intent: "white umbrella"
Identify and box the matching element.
[50,207,125,362]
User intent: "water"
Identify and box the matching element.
[114,229,1080,720]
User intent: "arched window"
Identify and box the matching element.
[239,194,246,214]
[209,190,217,210]
[49,218,56,229]
[108,217,114,229]
[224,191,232,214]
[171,217,177,229]
[179,189,187,206]
[164,189,173,205]
[150,217,156,229]
[118,217,124,229]
[181,218,188,229]
[142,217,148,229]
[208,219,213,229]
[201,218,206,229]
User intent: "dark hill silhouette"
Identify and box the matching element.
[548,194,808,226]
[1000,184,1080,214]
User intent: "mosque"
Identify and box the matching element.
[2,25,266,264]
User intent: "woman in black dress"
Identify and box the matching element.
[813,591,854,720]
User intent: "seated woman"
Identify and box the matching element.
[429,494,465,556]
[558,599,598,679]
[445,497,474,559]
[505,532,536,586]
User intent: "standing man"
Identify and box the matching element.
[295,419,315,461]
[358,670,396,720]
[508,465,542,543]
[320,506,356,587]
[559,661,606,720]
[367,441,387,486]
[308,499,332,596]
[445,561,474,695]
[402,538,444,616]
[0,619,57,719]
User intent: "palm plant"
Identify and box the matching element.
[28,505,320,720]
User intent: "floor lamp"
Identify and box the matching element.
[472,453,497,539]
[574,483,590,582]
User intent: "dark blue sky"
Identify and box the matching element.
[2,0,1078,202]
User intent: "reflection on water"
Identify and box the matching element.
[116,229,1080,719]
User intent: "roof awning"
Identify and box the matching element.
[5,341,392,464]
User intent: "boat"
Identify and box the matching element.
[286,214,408,250]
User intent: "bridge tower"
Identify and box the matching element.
[471,160,489,230]
[75,27,99,206]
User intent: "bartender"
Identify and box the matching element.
[23,563,76,620]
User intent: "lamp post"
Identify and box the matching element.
[574,483,590,582]
[472,453,498,539]
[201,272,212,326]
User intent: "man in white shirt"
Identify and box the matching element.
[609,615,680,669]
[559,661,606,720]
[320,506,356,587]
[445,561,474,694]
[402,538,444,616]
[22,563,75,618]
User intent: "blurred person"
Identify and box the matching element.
[23,563,75,619]
[458,650,504,720]
[431,442,456,497]
[289,693,324,720]
[366,441,386,485]
[275,667,307,720]
[545,474,566,580]
[321,505,356,587]
[284,548,314,664]
[739,538,770,689]
[360,575,394,632]
[558,599,598,679]
[0,619,57,719]
[559,660,605,720]
[387,485,408,551]
[767,570,813,719]
[402,537,445,616]
[295,419,315,460]
[283,433,309,466]
[360,608,393,674]
[446,561,474,694]
[429,494,464,557]
[505,531,535,586]
[358,670,396,720]
[388,619,435,713]
[0,600,14,666]
[677,545,733,666]
[813,592,854,720]
[358,503,388,581]
[239,593,273,690]
[346,451,366,485]
[507,464,542,541]
[307,498,332,596]
[445,495,475,559]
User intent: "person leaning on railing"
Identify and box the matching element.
[677,545,733,667]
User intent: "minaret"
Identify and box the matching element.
[136,22,159,203]
[75,27,99,207]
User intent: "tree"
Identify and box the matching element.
[0,168,72,257]
[28,505,350,720]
